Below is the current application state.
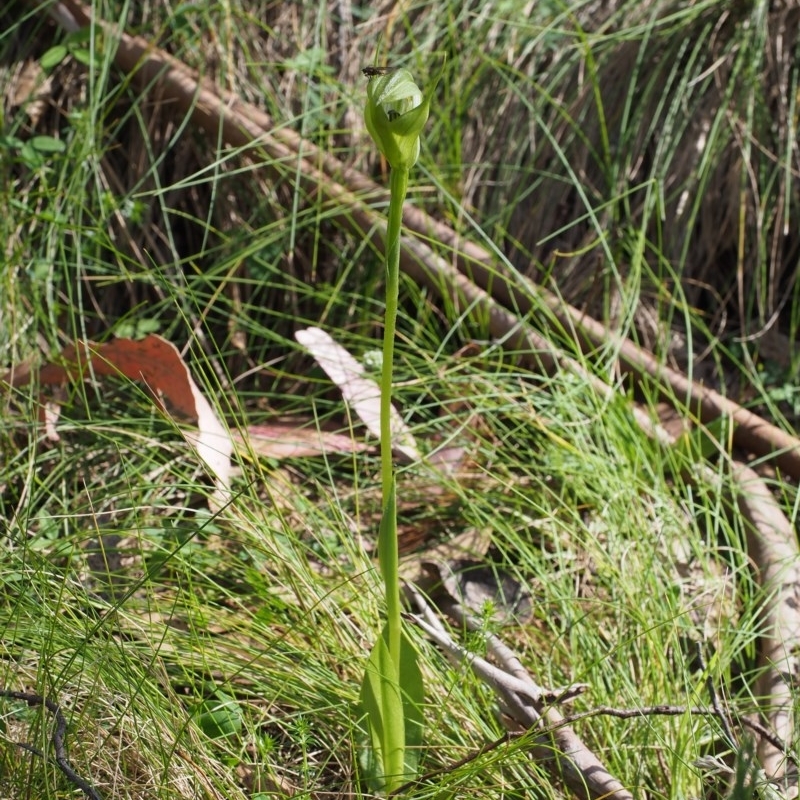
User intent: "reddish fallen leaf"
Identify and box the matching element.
[2,335,232,502]
[294,327,420,463]
[235,422,369,460]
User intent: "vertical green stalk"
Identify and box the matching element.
[379,165,409,668]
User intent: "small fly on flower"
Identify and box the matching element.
[362,66,394,78]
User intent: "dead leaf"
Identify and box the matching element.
[43,399,61,442]
[294,327,420,463]
[2,336,232,503]
[234,422,369,460]
[398,527,492,577]
[9,59,52,126]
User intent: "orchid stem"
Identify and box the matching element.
[379,164,409,671]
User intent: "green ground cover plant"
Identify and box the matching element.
[1,0,800,799]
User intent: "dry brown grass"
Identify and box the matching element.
[462,3,800,360]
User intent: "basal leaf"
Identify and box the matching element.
[358,623,425,793]
[398,627,424,777]
[359,629,403,793]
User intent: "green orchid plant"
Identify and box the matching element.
[359,61,441,794]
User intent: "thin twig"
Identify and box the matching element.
[696,642,738,747]
[556,705,794,765]
[388,731,515,796]
[0,689,103,800]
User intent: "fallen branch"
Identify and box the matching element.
[558,705,791,760]
[408,585,635,800]
[731,463,800,789]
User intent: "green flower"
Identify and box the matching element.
[364,68,437,171]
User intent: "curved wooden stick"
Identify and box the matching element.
[0,690,102,800]
[732,463,800,791]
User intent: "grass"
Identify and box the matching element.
[1,0,798,797]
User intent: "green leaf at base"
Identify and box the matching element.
[358,623,425,794]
